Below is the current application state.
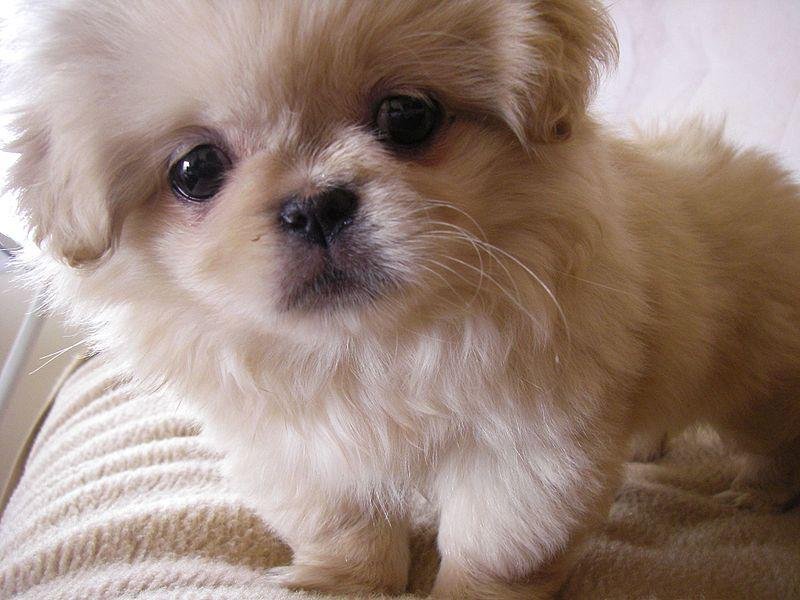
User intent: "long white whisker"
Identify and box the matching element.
[412,199,570,341]
[424,225,522,303]
[424,200,490,243]
[472,239,571,344]
[416,262,472,310]
[418,236,542,330]
[29,338,89,375]
[418,232,516,311]
[422,224,486,303]
[419,228,569,342]
[557,272,639,299]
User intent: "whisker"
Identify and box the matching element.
[418,228,569,342]
[424,225,522,303]
[418,208,638,301]
[557,272,639,299]
[416,262,472,310]
[29,337,89,375]
[418,232,514,311]
[422,224,487,303]
[418,235,543,330]
[471,239,571,344]
[441,254,544,330]
[410,199,570,343]
[424,200,490,243]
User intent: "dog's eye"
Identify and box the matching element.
[375,95,441,148]
[170,144,231,202]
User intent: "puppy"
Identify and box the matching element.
[7,0,800,598]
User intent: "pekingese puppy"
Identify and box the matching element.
[7,0,800,598]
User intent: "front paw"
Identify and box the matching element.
[266,561,407,596]
[429,578,553,600]
[430,564,557,600]
[714,487,795,512]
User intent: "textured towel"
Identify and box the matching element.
[1,357,799,599]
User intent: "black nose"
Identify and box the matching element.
[279,187,358,247]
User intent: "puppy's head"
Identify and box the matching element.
[8,0,616,344]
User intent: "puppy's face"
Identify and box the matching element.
[11,0,615,343]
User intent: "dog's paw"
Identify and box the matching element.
[429,581,552,600]
[430,565,555,600]
[714,487,794,512]
[266,562,406,595]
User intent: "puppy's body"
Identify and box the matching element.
[8,1,800,597]
[621,129,800,474]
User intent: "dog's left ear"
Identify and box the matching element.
[503,0,618,145]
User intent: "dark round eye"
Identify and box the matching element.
[375,95,441,147]
[170,144,231,202]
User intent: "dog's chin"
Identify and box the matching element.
[279,242,397,316]
[281,265,386,314]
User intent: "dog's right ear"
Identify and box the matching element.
[7,110,121,268]
[3,1,151,269]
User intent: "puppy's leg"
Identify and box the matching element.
[716,436,800,512]
[265,497,410,595]
[430,443,619,599]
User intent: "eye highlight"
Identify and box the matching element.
[374,95,442,148]
[170,144,231,202]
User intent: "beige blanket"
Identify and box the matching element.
[1,358,798,599]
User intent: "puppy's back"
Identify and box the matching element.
[616,122,800,443]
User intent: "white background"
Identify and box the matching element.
[596,0,800,172]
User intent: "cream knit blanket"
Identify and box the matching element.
[1,357,799,599]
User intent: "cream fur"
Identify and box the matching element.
[6,1,800,598]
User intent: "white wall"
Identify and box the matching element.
[596,0,800,172]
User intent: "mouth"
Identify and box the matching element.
[283,265,376,312]
[279,241,395,313]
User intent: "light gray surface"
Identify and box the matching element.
[0,253,83,495]
[0,282,45,425]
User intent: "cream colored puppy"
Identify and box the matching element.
[7,0,800,598]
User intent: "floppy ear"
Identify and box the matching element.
[504,0,618,144]
[2,0,156,269]
[7,111,121,268]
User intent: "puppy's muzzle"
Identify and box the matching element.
[279,187,358,248]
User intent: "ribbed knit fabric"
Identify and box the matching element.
[0,357,798,599]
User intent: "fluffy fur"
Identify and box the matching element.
[6,1,800,598]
